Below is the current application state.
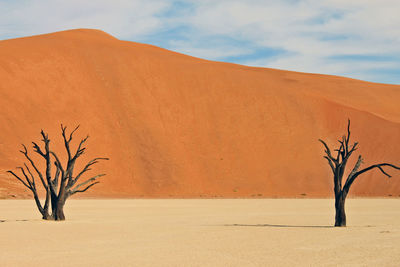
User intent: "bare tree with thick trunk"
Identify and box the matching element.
[7,125,108,220]
[319,120,400,227]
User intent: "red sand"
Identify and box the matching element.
[0,29,399,198]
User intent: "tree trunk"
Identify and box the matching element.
[335,195,346,227]
[54,204,65,221]
[42,213,53,220]
[54,198,66,221]
[50,191,58,218]
[31,192,51,220]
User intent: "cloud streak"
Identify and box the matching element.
[0,0,399,84]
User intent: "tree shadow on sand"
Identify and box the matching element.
[224,223,333,228]
[0,219,29,223]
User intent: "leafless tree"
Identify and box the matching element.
[7,125,108,220]
[319,119,400,227]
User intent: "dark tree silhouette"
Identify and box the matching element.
[7,125,108,220]
[319,120,400,227]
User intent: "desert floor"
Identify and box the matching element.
[0,199,399,266]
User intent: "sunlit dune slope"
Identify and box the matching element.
[0,29,399,198]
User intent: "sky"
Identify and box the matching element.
[1,0,399,85]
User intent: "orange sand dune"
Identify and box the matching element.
[0,29,399,198]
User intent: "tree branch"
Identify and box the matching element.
[18,166,36,189]
[70,181,100,195]
[24,163,43,190]
[335,141,344,163]
[32,142,45,157]
[344,162,400,193]
[61,124,71,160]
[51,161,61,192]
[69,125,80,140]
[319,139,337,164]
[31,130,50,158]
[323,156,335,174]
[7,170,32,190]
[20,144,47,188]
[355,163,400,178]
[50,151,65,178]
[73,157,109,184]
[348,155,363,176]
[69,174,105,192]
[345,142,358,160]
[61,124,80,161]
[72,136,89,161]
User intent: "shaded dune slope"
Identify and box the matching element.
[0,29,399,198]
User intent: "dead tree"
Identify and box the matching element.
[7,125,108,220]
[319,119,400,227]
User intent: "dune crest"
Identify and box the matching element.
[0,29,399,198]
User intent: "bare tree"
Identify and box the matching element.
[7,125,108,220]
[319,120,400,227]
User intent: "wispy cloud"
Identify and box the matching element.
[0,0,169,39]
[171,0,400,84]
[0,0,399,84]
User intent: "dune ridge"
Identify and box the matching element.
[0,29,399,198]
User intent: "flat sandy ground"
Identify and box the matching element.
[0,199,399,266]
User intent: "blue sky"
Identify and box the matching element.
[1,0,399,84]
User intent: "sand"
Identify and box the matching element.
[0,29,400,198]
[0,199,399,266]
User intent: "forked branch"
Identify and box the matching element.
[73,157,109,184]
[70,182,99,195]
[69,174,105,194]
[72,136,89,161]
[7,170,32,190]
[319,139,337,164]
[344,163,400,192]
[61,124,80,160]
[19,145,47,189]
